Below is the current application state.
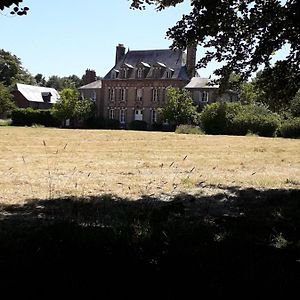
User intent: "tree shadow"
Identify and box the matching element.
[0,187,299,297]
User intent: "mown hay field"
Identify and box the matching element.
[0,126,299,204]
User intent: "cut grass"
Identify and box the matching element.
[0,126,299,204]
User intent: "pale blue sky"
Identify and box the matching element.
[0,0,202,79]
[0,0,289,80]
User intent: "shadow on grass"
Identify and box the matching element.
[0,187,299,297]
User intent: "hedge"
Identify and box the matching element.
[11,108,60,127]
[279,118,300,138]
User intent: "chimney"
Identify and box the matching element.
[115,44,126,65]
[82,69,97,85]
[186,44,197,78]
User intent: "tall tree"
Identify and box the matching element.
[0,83,15,116]
[161,86,199,126]
[130,0,300,95]
[0,49,35,88]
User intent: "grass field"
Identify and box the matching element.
[1,126,299,296]
[0,126,300,204]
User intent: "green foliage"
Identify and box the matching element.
[129,120,148,131]
[0,82,15,116]
[290,89,300,118]
[53,88,94,125]
[175,124,204,135]
[0,49,35,88]
[253,62,300,112]
[46,75,83,91]
[200,102,243,135]
[232,107,281,137]
[200,102,280,137]
[162,87,199,127]
[131,1,300,98]
[240,82,260,105]
[11,108,60,127]
[279,118,300,139]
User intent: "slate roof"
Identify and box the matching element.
[104,49,190,81]
[185,77,219,89]
[16,83,60,103]
[78,80,102,90]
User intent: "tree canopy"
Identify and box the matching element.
[130,0,300,90]
[0,49,35,88]
[161,86,199,126]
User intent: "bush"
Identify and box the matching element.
[175,124,204,135]
[232,110,280,137]
[200,102,243,135]
[290,90,300,117]
[129,120,148,131]
[279,118,300,138]
[104,119,120,129]
[11,108,60,127]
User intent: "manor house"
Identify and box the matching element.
[79,44,237,128]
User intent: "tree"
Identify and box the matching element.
[0,1,29,16]
[130,0,300,94]
[253,61,300,112]
[53,88,94,126]
[46,75,83,91]
[161,86,199,127]
[0,83,15,116]
[290,89,300,118]
[35,73,46,86]
[0,49,35,88]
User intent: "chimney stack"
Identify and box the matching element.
[82,69,97,85]
[115,44,126,65]
[186,44,197,78]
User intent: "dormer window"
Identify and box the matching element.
[41,92,51,103]
[136,62,150,79]
[121,63,134,79]
[112,69,119,79]
[153,62,166,78]
[166,68,174,79]
[137,69,143,78]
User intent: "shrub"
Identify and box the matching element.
[175,124,204,135]
[232,110,281,137]
[200,102,280,137]
[279,118,300,138]
[129,120,148,131]
[290,89,300,117]
[105,119,120,129]
[11,108,60,127]
[200,102,243,135]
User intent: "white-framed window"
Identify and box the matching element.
[109,109,115,120]
[120,88,126,101]
[112,70,119,79]
[152,88,159,101]
[120,109,126,123]
[108,88,115,101]
[137,69,143,78]
[201,91,208,102]
[134,109,143,121]
[151,110,157,123]
[136,88,143,101]
[122,68,128,79]
[166,71,172,78]
[91,90,96,101]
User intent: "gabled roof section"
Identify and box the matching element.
[78,79,102,90]
[16,83,60,103]
[185,77,219,89]
[104,49,190,80]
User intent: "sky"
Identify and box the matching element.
[0,0,214,80]
[0,0,290,81]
